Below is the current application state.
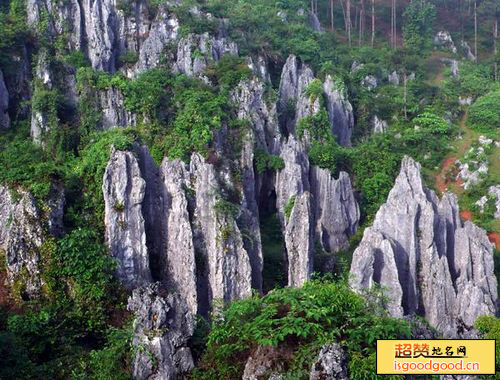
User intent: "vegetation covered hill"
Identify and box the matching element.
[0,0,498,378]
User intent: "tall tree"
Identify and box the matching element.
[495,8,498,80]
[371,0,375,47]
[474,0,478,58]
[330,0,335,31]
[359,0,366,45]
[391,0,397,48]
[347,0,352,46]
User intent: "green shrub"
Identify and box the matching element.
[475,316,500,373]
[468,90,500,137]
[72,324,134,380]
[118,51,139,67]
[254,149,285,173]
[284,195,296,220]
[75,129,135,226]
[0,122,64,199]
[193,279,411,380]
[304,78,323,101]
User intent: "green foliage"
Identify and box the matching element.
[475,316,500,373]
[0,0,29,73]
[74,129,135,226]
[260,213,287,293]
[402,1,436,53]
[119,68,172,118]
[0,122,64,199]
[72,324,134,380]
[118,51,139,67]
[254,148,285,173]
[304,78,323,101]
[194,279,411,380]
[468,90,500,137]
[296,109,331,141]
[64,51,91,69]
[206,55,252,91]
[284,195,296,220]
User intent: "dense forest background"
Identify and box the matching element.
[0,0,498,378]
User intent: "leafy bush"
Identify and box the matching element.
[193,279,411,379]
[0,122,64,199]
[284,195,296,220]
[254,149,285,173]
[468,90,500,137]
[74,129,135,226]
[304,78,323,101]
[475,316,500,373]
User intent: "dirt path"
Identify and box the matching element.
[433,112,500,249]
[434,112,470,195]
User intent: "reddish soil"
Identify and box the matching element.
[459,210,473,221]
[488,232,500,250]
[435,156,458,194]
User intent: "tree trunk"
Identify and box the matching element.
[347,0,352,46]
[371,0,375,47]
[474,0,478,58]
[330,0,335,31]
[359,0,365,45]
[403,71,408,120]
[495,13,498,81]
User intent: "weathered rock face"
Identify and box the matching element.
[442,58,459,78]
[190,153,253,305]
[323,75,353,146]
[309,343,348,380]
[434,31,457,53]
[277,55,316,135]
[242,345,291,380]
[175,32,238,77]
[310,168,360,253]
[388,70,400,85]
[232,78,281,152]
[361,75,378,90]
[0,185,64,299]
[372,115,388,134]
[100,87,137,129]
[308,12,322,32]
[159,159,198,318]
[31,50,53,144]
[350,156,497,336]
[102,148,152,289]
[128,283,194,380]
[0,69,10,129]
[285,191,314,287]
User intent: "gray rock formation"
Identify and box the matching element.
[361,75,378,90]
[276,136,310,218]
[442,58,459,78]
[308,12,322,32]
[434,31,457,53]
[372,115,388,134]
[190,153,253,305]
[31,50,53,144]
[277,55,316,135]
[102,148,152,289]
[285,191,314,287]
[309,343,348,380]
[0,185,64,299]
[323,75,354,146]
[232,78,281,152]
[100,87,137,129]
[175,32,238,77]
[0,69,10,129]
[159,159,198,318]
[128,283,194,380]
[242,345,289,380]
[388,70,400,85]
[350,156,497,336]
[310,168,360,253]
[460,40,476,61]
